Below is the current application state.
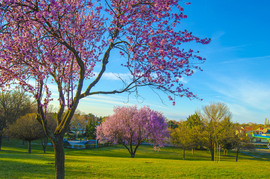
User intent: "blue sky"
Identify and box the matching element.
[181,0,270,123]
[50,0,270,124]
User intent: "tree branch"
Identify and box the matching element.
[122,141,131,154]
[35,81,54,140]
[85,77,143,96]
[81,42,114,98]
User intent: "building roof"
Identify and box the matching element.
[242,126,254,132]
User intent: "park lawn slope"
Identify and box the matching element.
[1,139,270,178]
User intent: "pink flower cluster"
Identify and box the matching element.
[96,106,169,147]
[0,0,210,110]
[0,0,106,108]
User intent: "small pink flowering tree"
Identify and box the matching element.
[0,0,210,178]
[97,106,169,158]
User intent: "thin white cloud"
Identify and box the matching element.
[208,76,270,113]
[82,94,170,109]
[176,77,188,84]
[93,72,132,81]
[93,71,189,85]
[83,95,131,106]
[226,103,264,123]
[221,55,270,64]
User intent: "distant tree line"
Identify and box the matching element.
[169,102,252,162]
[67,112,104,140]
[0,89,36,150]
[0,89,59,153]
[0,89,104,153]
[0,90,255,161]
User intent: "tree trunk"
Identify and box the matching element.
[41,138,48,154]
[28,140,31,154]
[183,148,186,160]
[236,149,239,162]
[192,148,194,156]
[42,142,47,154]
[224,149,226,155]
[130,152,135,158]
[210,149,214,161]
[52,135,65,179]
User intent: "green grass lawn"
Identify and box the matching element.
[1,139,270,178]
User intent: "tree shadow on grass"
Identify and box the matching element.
[0,153,111,179]
[239,150,270,161]
[0,157,96,178]
[65,145,270,162]
[65,145,217,161]
[0,156,55,178]
[1,146,270,179]
[2,140,268,166]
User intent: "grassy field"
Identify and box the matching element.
[1,139,270,178]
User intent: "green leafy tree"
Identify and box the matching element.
[199,102,232,161]
[171,121,193,160]
[5,113,56,153]
[218,117,235,155]
[186,113,203,128]
[167,120,179,129]
[85,113,99,139]
[4,113,45,153]
[85,123,97,139]
[186,113,204,154]
[0,90,35,150]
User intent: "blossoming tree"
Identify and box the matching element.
[97,106,169,158]
[0,0,210,178]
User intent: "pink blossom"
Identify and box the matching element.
[0,0,210,174]
[96,106,169,157]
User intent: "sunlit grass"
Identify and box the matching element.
[1,139,270,178]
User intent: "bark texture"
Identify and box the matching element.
[52,135,65,179]
[28,140,31,154]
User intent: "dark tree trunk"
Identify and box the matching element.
[236,148,239,162]
[210,149,214,161]
[28,140,31,154]
[130,152,135,158]
[52,135,65,179]
[183,148,186,160]
[22,140,25,145]
[123,142,140,158]
[41,138,48,154]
